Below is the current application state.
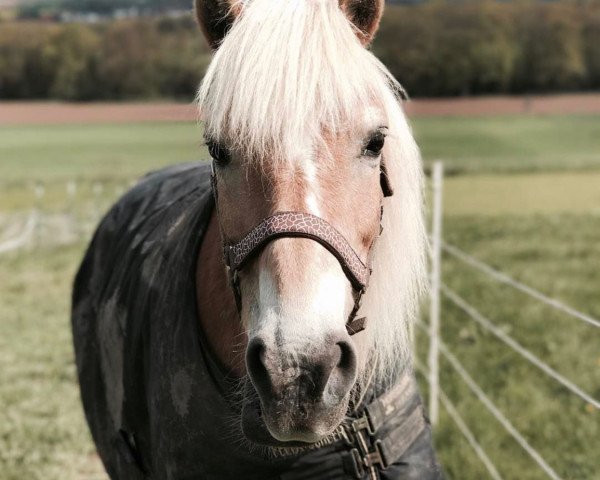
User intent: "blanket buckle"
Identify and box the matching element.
[343,413,387,479]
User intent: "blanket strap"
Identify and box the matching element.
[340,373,427,479]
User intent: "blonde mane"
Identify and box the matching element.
[197,0,427,385]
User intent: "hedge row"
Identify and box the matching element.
[0,2,599,100]
[375,2,600,96]
[0,17,210,100]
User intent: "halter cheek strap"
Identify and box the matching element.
[211,159,393,336]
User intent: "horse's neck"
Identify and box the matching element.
[196,211,247,377]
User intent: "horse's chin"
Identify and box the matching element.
[240,387,345,449]
[241,394,308,448]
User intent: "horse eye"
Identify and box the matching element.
[362,132,386,157]
[207,140,231,166]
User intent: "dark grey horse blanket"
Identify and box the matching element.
[72,162,443,480]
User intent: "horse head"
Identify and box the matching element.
[195,0,427,447]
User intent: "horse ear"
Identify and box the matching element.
[339,0,385,46]
[194,0,241,50]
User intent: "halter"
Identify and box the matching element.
[210,160,393,336]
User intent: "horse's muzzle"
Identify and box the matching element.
[244,334,357,443]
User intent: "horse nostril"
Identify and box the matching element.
[310,339,357,401]
[246,338,272,398]
[337,341,356,371]
[334,340,357,388]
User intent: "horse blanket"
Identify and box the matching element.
[71,162,443,480]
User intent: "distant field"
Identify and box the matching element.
[1,115,599,186]
[0,122,202,184]
[443,171,600,216]
[1,117,600,216]
[2,95,600,126]
[415,115,600,174]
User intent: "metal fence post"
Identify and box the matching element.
[428,161,444,426]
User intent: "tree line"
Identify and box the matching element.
[0,1,599,100]
[18,0,192,18]
[375,1,600,96]
[0,16,210,99]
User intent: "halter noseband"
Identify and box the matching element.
[210,160,393,336]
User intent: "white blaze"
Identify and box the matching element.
[301,155,321,217]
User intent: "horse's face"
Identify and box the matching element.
[210,120,385,442]
[196,0,389,445]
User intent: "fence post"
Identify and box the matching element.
[428,161,444,426]
[67,180,79,239]
[92,182,104,226]
[32,182,46,248]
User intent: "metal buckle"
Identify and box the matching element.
[364,440,387,470]
[340,423,356,447]
[343,414,388,479]
[352,413,375,436]
[349,448,365,479]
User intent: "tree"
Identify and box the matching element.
[582,4,600,88]
[512,2,586,92]
[45,25,100,100]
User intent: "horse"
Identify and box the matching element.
[71,0,442,478]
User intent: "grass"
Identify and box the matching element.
[442,171,600,216]
[416,214,600,480]
[1,114,599,185]
[414,115,600,174]
[0,243,106,480]
[5,166,600,215]
[1,114,599,479]
[0,122,204,184]
[2,216,597,480]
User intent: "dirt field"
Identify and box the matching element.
[403,93,600,117]
[0,101,199,125]
[2,93,600,125]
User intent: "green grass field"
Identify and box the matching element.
[418,214,600,480]
[1,114,599,184]
[0,243,104,480]
[414,115,600,174]
[0,122,202,184]
[1,115,599,480]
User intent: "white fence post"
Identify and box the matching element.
[33,182,46,248]
[67,180,80,239]
[92,182,104,226]
[429,161,444,426]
